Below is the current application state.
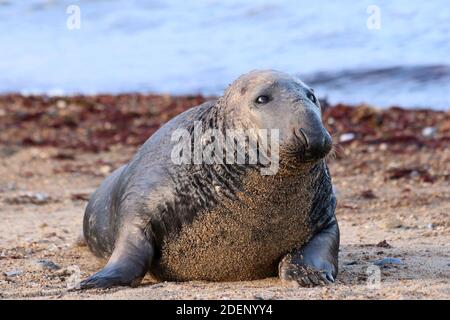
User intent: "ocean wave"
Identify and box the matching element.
[0,0,449,109]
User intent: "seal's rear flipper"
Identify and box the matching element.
[79,228,153,289]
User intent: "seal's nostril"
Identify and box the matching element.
[298,128,310,150]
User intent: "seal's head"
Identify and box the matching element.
[222,69,332,163]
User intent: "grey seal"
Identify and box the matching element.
[80,70,339,289]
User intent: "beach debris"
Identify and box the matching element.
[0,248,26,260]
[44,232,57,238]
[0,94,205,152]
[56,99,67,109]
[71,191,91,201]
[339,132,355,143]
[373,257,404,267]
[46,243,59,252]
[55,266,78,277]
[99,165,112,175]
[1,95,448,152]
[386,167,435,183]
[421,126,436,138]
[3,270,23,277]
[376,240,392,248]
[4,192,54,205]
[31,259,61,271]
[360,189,377,199]
[54,160,115,176]
[52,151,76,160]
[339,203,358,210]
[55,265,82,290]
[254,293,273,300]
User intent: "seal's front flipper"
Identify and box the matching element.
[79,228,153,290]
[279,216,339,287]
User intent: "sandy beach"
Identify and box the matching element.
[0,94,449,299]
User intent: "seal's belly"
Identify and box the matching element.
[155,171,314,281]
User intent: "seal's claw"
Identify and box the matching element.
[78,274,114,290]
[285,266,331,287]
[78,274,121,290]
[325,272,335,283]
[279,256,333,287]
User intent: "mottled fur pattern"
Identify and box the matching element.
[81,70,339,289]
[154,160,333,281]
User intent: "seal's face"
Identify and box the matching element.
[225,70,332,162]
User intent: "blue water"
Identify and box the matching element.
[0,0,449,109]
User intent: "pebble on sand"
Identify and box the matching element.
[3,270,23,277]
[31,259,61,271]
[373,257,404,267]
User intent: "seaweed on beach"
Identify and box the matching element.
[0,95,448,152]
[323,104,450,150]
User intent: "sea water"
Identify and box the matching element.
[0,0,449,109]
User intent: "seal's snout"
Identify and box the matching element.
[296,127,332,162]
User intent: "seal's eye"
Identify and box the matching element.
[255,95,270,105]
[307,92,317,104]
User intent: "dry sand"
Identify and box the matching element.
[0,96,449,299]
[0,143,448,300]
